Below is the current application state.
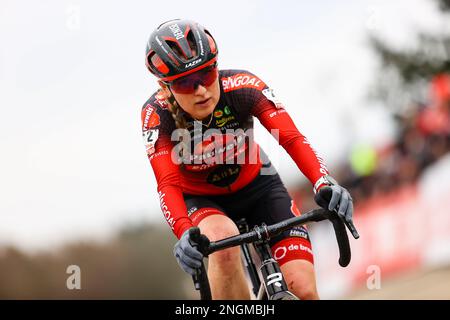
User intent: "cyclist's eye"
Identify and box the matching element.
[176,79,190,86]
[203,67,215,75]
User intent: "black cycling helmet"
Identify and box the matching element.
[145,19,218,82]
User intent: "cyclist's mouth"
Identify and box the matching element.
[195,97,211,107]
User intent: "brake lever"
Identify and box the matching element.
[343,219,360,239]
[332,205,360,239]
[189,227,203,290]
[316,186,360,239]
[188,227,212,300]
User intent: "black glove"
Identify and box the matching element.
[314,176,354,227]
[173,227,210,276]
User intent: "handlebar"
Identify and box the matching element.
[190,206,360,300]
[206,208,358,267]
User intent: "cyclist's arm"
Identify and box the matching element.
[147,136,193,239]
[253,98,329,186]
[141,101,193,239]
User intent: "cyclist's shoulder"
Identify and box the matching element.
[219,68,267,93]
[141,90,171,113]
[141,90,174,131]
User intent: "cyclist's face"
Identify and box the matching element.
[173,77,220,120]
[160,67,220,120]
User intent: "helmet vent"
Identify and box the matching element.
[165,33,197,61]
[148,51,169,74]
[204,29,217,54]
[186,30,197,56]
[145,20,219,79]
[166,40,188,60]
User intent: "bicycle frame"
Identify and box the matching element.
[190,206,360,300]
[236,218,261,298]
[237,218,297,300]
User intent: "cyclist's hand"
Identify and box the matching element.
[314,184,354,226]
[173,228,208,276]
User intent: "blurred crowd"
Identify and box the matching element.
[341,74,450,204]
[294,74,450,210]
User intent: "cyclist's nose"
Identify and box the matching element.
[194,82,207,95]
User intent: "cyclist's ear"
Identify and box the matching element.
[157,80,167,89]
[157,81,171,97]
[314,186,333,209]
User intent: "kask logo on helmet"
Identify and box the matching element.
[169,23,184,40]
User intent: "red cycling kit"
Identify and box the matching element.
[141,69,329,265]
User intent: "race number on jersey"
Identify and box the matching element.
[262,88,284,109]
[143,129,159,156]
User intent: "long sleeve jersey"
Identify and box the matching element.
[141,69,329,238]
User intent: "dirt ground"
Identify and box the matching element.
[345,266,450,300]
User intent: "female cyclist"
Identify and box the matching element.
[141,19,354,300]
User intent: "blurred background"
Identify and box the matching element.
[1,0,449,299]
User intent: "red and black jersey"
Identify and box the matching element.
[141,69,329,238]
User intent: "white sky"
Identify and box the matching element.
[0,0,442,251]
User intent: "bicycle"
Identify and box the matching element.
[189,194,360,300]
